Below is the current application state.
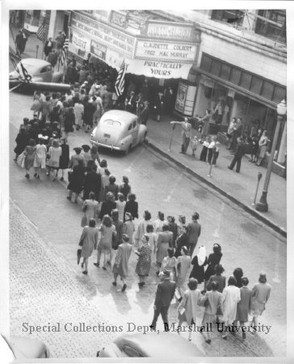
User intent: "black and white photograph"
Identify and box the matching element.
[1,1,294,362]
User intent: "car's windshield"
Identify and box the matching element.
[16,62,37,75]
[103,119,121,127]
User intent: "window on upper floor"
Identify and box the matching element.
[255,10,286,44]
[211,10,244,26]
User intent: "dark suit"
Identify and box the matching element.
[151,278,176,331]
[228,140,246,173]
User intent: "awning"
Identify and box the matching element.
[127,59,193,79]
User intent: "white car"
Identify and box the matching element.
[90,110,147,154]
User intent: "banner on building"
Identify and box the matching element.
[127,59,193,79]
[135,40,197,63]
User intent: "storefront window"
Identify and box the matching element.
[210,60,221,77]
[200,53,212,72]
[255,10,286,44]
[272,86,286,104]
[211,10,244,25]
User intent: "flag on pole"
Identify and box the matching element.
[115,60,127,97]
[36,11,50,42]
[16,61,32,83]
[59,38,69,65]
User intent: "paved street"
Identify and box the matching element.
[9,91,286,357]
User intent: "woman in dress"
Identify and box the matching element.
[189,245,207,285]
[33,136,47,179]
[95,214,116,270]
[23,138,36,179]
[221,276,241,339]
[250,272,271,332]
[57,137,70,181]
[63,107,75,136]
[234,277,252,340]
[83,163,101,201]
[204,243,222,287]
[134,210,152,247]
[199,281,223,344]
[145,223,157,259]
[154,211,167,233]
[206,264,226,293]
[46,139,62,181]
[82,192,99,226]
[155,224,173,274]
[124,193,139,221]
[161,248,177,281]
[199,136,210,162]
[79,218,99,275]
[176,246,191,297]
[233,267,244,288]
[177,278,201,341]
[67,159,85,203]
[135,234,152,288]
[90,144,100,165]
[98,191,116,220]
[118,176,131,201]
[256,130,269,166]
[122,212,135,245]
[105,175,119,200]
[112,234,132,292]
[167,216,178,249]
[116,193,126,222]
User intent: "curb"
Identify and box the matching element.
[145,139,287,239]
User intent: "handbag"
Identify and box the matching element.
[81,214,87,227]
[16,152,25,168]
[77,248,82,265]
[68,170,73,182]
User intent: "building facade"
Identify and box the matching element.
[36,9,287,167]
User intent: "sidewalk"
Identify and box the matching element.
[146,117,286,237]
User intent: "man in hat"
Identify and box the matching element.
[150,270,176,332]
[112,234,132,292]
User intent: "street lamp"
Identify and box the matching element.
[256,99,287,212]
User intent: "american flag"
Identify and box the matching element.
[59,38,69,65]
[36,12,50,42]
[115,60,127,97]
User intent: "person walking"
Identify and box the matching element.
[124,193,138,221]
[186,212,201,256]
[161,248,177,282]
[68,147,85,169]
[67,159,85,203]
[206,264,226,293]
[234,277,252,340]
[204,244,222,287]
[153,91,164,122]
[199,281,223,344]
[139,101,150,125]
[176,246,191,297]
[250,272,271,332]
[98,192,116,220]
[122,212,135,245]
[170,118,192,154]
[134,210,152,247]
[43,37,53,60]
[105,175,119,200]
[207,136,217,165]
[112,234,132,292]
[233,267,244,288]
[46,139,62,181]
[74,99,84,131]
[14,126,28,162]
[176,277,201,341]
[150,270,176,331]
[189,245,207,285]
[83,163,101,201]
[23,138,36,179]
[81,192,99,226]
[155,224,173,274]
[167,216,178,249]
[199,136,210,162]
[111,209,124,251]
[135,234,152,288]
[256,130,269,166]
[116,193,126,222]
[221,276,241,339]
[228,137,247,173]
[57,137,70,181]
[174,225,189,258]
[95,214,116,270]
[78,218,99,275]
[118,176,131,201]
[33,136,47,179]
